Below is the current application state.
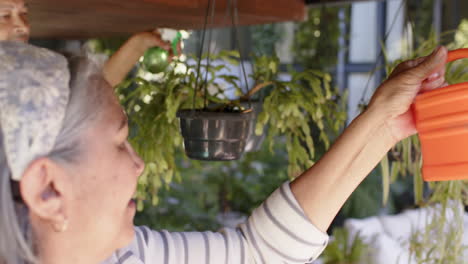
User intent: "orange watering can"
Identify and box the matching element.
[413,48,468,181]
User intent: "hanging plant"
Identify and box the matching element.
[251,54,348,177]
[293,5,343,70]
[116,47,347,209]
[175,0,263,162]
[176,52,257,162]
[117,50,247,208]
[85,0,349,210]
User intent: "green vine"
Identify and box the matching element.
[111,49,348,209]
[252,54,347,176]
[322,227,371,264]
[116,51,244,209]
[293,6,343,70]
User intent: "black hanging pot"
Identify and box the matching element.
[177,109,254,161]
[179,0,258,161]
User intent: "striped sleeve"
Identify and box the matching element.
[237,182,329,263]
[138,182,329,264]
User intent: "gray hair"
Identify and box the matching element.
[0,55,109,264]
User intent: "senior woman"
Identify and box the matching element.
[0,40,448,264]
[0,0,174,88]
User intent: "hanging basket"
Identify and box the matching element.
[178,0,259,161]
[413,48,468,181]
[177,109,254,161]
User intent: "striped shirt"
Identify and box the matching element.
[101,182,329,264]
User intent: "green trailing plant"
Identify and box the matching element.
[293,6,343,70]
[407,0,435,48]
[251,54,348,177]
[407,182,468,264]
[378,20,468,264]
[113,49,347,209]
[322,227,370,264]
[250,24,282,56]
[116,51,245,209]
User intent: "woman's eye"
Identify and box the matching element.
[0,14,11,20]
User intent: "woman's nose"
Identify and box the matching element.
[128,143,145,176]
[134,154,145,176]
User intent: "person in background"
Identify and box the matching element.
[0,0,28,42]
[0,0,174,87]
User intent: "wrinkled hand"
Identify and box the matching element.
[368,46,448,142]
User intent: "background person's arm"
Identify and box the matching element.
[103,31,171,87]
[291,46,448,232]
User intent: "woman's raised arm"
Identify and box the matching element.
[291,46,448,232]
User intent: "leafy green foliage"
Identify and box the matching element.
[293,6,343,70]
[407,0,435,47]
[322,227,370,264]
[252,55,347,177]
[112,48,347,210]
[250,24,282,56]
[408,182,468,264]
[116,52,244,209]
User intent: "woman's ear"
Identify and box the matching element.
[19,158,69,223]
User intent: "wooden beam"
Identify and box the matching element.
[306,0,376,6]
[28,0,306,39]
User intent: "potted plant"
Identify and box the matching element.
[176,54,270,161]
[112,46,346,208]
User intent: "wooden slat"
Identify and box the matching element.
[306,0,374,5]
[28,0,306,38]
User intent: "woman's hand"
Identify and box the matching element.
[104,29,182,87]
[368,46,448,142]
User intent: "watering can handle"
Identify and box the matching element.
[446,48,468,63]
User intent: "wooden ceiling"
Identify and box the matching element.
[306,0,373,5]
[28,0,307,39]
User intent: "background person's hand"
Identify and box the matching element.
[132,30,171,52]
[133,29,182,62]
[104,29,182,87]
[367,46,448,142]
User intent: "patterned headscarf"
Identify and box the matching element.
[0,42,70,181]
